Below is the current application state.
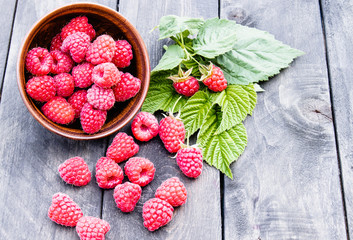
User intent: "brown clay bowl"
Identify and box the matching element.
[17,3,150,140]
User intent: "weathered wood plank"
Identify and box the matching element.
[321,0,353,238]
[101,1,222,239]
[0,1,116,239]
[220,0,347,239]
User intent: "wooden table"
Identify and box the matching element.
[0,0,351,239]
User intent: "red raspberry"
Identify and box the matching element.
[112,40,133,68]
[76,216,110,240]
[124,157,155,187]
[159,113,185,153]
[61,32,90,63]
[106,132,139,163]
[80,103,107,134]
[201,65,227,92]
[112,72,141,102]
[50,34,63,51]
[87,84,115,111]
[173,77,199,97]
[25,47,53,76]
[42,97,75,125]
[54,73,74,97]
[155,177,187,207]
[26,75,56,102]
[58,156,91,186]
[86,34,116,65]
[131,112,159,141]
[143,198,173,231]
[176,146,203,178]
[61,16,96,41]
[92,62,120,88]
[50,50,74,74]
[95,157,124,189]
[72,62,94,88]
[48,192,83,227]
[68,90,88,119]
[113,182,141,212]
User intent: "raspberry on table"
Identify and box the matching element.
[42,97,75,125]
[131,112,159,141]
[86,34,116,65]
[72,62,94,88]
[68,90,88,119]
[92,62,120,88]
[143,198,174,231]
[201,64,227,92]
[80,103,107,134]
[124,157,155,187]
[50,50,74,74]
[159,113,186,153]
[112,40,133,68]
[54,73,74,98]
[155,177,187,207]
[87,84,115,111]
[61,32,90,63]
[26,75,56,102]
[58,156,91,187]
[114,182,142,212]
[106,132,139,163]
[48,192,83,227]
[50,34,63,52]
[95,157,124,189]
[76,216,110,240]
[176,146,203,178]
[25,47,53,76]
[61,16,96,41]
[112,72,141,102]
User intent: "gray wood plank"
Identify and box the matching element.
[101,1,222,239]
[220,0,347,239]
[0,1,116,239]
[321,0,353,238]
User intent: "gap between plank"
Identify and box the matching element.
[220,172,225,240]
[318,1,350,239]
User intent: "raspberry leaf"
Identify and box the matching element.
[153,45,186,72]
[215,24,305,85]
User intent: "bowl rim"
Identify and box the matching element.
[17,2,150,140]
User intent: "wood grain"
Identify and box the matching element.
[220,0,347,239]
[101,0,222,239]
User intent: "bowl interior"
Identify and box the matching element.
[18,3,150,140]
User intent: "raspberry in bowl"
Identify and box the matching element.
[17,3,150,140]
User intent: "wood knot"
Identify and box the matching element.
[301,98,332,123]
[225,6,254,26]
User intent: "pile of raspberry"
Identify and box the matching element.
[25,16,140,134]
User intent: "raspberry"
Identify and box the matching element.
[61,16,96,41]
[76,216,110,240]
[95,157,124,189]
[87,84,115,111]
[54,73,74,97]
[42,97,75,125]
[92,62,120,88]
[112,40,133,68]
[131,112,159,141]
[86,34,116,65]
[61,32,90,63]
[112,72,141,102]
[124,157,155,187]
[80,103,107,134]
[48,192,83,227]
[58,157,91,186]
[72,62,94,88]
[176,146,203,178]
[50,50,74,74]
[114,182,141,212]
[25,47,53,76]
[26,75,56,102]
[68,90,88,118]
[106,132,139,163]
[201,64,227,92]
[143,198,173,231]
[169,68,199,97]
[50,34,63,51]
[159,113,185,153]
[155,177,187,207]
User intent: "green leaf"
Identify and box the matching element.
[158,15,204,40]
[241,84,257,116]
[215,24,305,85]
[197,105,247,178]
[180,91,213,138]
[141,71,188,113]
[254,83,265,92]
[152,45,186,72]
[193,18,237,58]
